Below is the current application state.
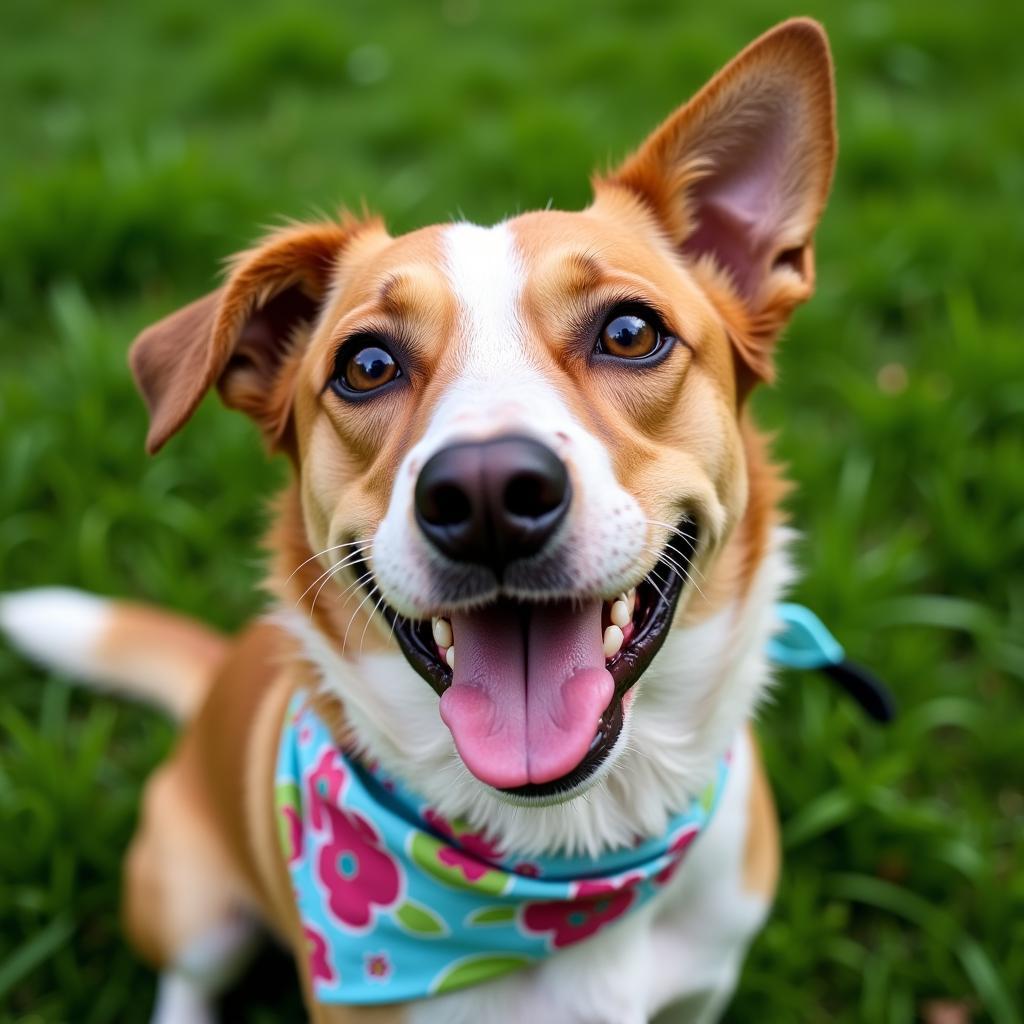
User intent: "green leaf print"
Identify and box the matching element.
[408,832,511,895]
[394,900,448,937]
[431,953,532,994]
[700,780,716,812]
[466,905,517,927]
[275,781,302,853]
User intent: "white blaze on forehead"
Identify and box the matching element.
[443,222,529,374]
[371,218,649,619]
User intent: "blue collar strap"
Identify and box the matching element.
[770,603,895,723]
[768,602,846,669]
[275,603,890,1005]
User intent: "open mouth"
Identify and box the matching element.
[373,519,698,798]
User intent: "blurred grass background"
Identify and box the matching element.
[1,1,1022,1021]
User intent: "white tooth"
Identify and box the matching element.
[627,589,637,613]
[446,645,456,670]
[433,618,453,648]
[603,625,624,659]
[610,600,630,628]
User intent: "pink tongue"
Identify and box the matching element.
[439,600,614,789]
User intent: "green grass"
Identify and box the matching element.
[1,1,1022,1021]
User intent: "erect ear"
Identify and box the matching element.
[129,219,363,453]
[603,18,836,385]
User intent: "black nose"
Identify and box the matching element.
[414,435,571,574]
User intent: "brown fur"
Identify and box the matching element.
[96,604,227,719]
[742,727,781,899]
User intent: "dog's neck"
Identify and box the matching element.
[267,420,791,858]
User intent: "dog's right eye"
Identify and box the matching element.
[594,304,674,364]
[330,337,402,397]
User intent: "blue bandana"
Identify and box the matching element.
[275,604,841,1004]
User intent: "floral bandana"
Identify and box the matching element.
[276,698,728,1004]
[275,604,846,1004]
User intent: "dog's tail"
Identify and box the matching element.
[0,588,228,721]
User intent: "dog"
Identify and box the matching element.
[0,18,836,1024]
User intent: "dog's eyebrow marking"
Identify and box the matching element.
[371,268,450,337]
[376,272,422,317]
[561,251,607,295]
[377,273,403,312]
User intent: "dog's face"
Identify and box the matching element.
[289,205,741,795]
[131,20,835,816]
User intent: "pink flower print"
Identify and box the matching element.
[317,803,400,929]
[307,748,347,831]
[423,809,503,882]
[304,924,337,985]
[522,881,635,949]
[364,951,392,983]
[514,861,542,878]
[436,844,491,883]
[653,825,699,886]
[575,872,643,896]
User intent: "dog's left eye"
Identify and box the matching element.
[330,337,402,397]
[595,308,669,361]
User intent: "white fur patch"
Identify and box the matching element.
[444,221,527,373]
[150,974,215,1024]
[0,587,111,678]
[643,727,772,1019]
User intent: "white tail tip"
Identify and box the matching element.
[0,587,112,678]
[1,587,226,720]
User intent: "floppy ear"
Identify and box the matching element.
[604,18,836,385]
[129,219,361,453]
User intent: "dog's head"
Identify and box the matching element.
[131,20,834,832]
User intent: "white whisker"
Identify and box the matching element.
[342,584,382,657]
[387,612,404,648]
[295,545,370,605]
[312,566,371,620]
[359,592,389,655]
[285,539,370,585]
[644,518,705,581]
[327,566,375,609]
[649,545,707,602]
[643,566,671,608]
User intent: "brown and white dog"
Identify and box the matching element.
[1,19,836,1024]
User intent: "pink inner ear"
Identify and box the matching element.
[682,115,792,299]
[230,285,321,376]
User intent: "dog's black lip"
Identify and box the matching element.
[367,518,699,796]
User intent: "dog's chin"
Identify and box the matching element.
[365,518,699,801]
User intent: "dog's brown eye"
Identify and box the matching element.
[346,346,398,390]
[331,338,402,397]
[597,311,663,360]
